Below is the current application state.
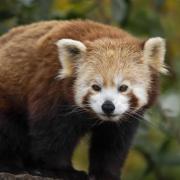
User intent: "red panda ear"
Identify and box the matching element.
[56,39,86,79]
[143,37,168,74]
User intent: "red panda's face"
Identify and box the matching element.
[56,37,166,121]
[74,72,148,121]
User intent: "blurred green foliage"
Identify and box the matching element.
[0,0,180,179]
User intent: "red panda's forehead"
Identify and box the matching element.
[84,41,148,86]
[86,38,142,54]
[86,39,143,66]
[82,60,150,88]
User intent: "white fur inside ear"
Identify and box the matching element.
[144,37,167,74]
[56,39,86,79]
[56,39,86,52]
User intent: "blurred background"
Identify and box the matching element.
[0,0,179,179]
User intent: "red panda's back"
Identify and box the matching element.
[0,20,132,100]
[0,21,61,97]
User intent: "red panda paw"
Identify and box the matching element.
[32,168,89,180]
[61,169,89,180]
[89,173,120,180]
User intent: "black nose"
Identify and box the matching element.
[102,100,115,115]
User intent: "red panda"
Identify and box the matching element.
[0,20,166,180]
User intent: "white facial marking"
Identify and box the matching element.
[74,76,90,107]
[114,75,123,87]
[132,85,148,108]
[94,76,103,86]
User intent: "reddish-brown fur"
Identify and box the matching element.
[0,20,150,120]
[0,20,160,180]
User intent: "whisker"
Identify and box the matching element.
[124,111,158,129]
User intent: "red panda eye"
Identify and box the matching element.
[92,84,101,92]
[118,84,128,92]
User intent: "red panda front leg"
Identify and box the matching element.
[89,118,139,180]
[29,105,93,180]
[0,96,28,174]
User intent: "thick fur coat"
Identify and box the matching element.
[0,20,166,180]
